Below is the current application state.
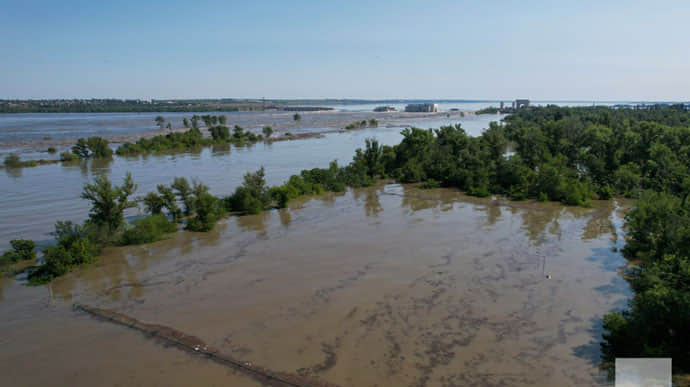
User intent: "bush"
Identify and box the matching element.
[223,168,272,214]
[599,184,614,200]
[420,179,441,189]
[262,126,273,138]
[121,214,177,245]
[60,151,78,162]
[3,153,22,168]
[1,239,37,263]
[224,186,264,215]
[186,191,224,231]
[209,125,230,141]
[28,222,100,285]
[560,181,592,206]
[47,147,57,154]
[72,137,113,158]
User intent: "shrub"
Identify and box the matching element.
[28,222,100,285]
[60,151,78,162]
[420,179,441,189]
[1,239,37,263]
[3,153,22,168]
[186,190,224,231]
[224,186,265,215]
[71,137,113,158]
[262,126,273,138]
[47,147,57,154]
[560,181,592,206]
[121,214,177,245]
[209,125,230,141]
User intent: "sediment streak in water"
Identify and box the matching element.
[74,304,341,387]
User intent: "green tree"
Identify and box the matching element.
[81,173,138,233]
[293,113,301,121]
[262,126,273,138]
[157,184,181,220]
[171,177,194,215]
[143,192,165,214]
[72,138,90,158]
[186,182,223,231]
[3,153,21,168]
[1,239,37,264]
[155,115,165,129]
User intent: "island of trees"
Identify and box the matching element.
[2,104,690,376]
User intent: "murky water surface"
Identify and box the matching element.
[0,114,500,250]
[0,185,630,386]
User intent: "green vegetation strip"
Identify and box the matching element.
[74,304,341,387]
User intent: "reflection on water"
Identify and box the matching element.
[0,185,631,386]
[0,112,510,250]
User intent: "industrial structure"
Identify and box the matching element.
[404,103,438,112]
[499,99,530,114]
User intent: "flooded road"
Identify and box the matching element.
[0,184,630,386]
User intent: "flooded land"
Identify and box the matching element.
[0,184,630,386]
[0,106,635,386]
[0,114,502,250]
[0,109,493,157]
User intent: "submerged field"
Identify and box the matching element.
[0,185,630,386]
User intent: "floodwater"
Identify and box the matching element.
[0,109,494,157]
[0,115,501,250]
[0,184,630,386]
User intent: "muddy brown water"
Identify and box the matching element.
[0,184,630,386]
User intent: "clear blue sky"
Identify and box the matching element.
[1,0,688,100]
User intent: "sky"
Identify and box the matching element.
[1,0,689,101]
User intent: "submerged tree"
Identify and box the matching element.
[171,177,194,215]
[262,126,273,138]
[81,173,138,233]
[155,115,165,129]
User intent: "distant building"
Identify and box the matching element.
[499,99,530,114]
[515,99,530,109]
[405,103,438,113]
[374,106,396,112]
